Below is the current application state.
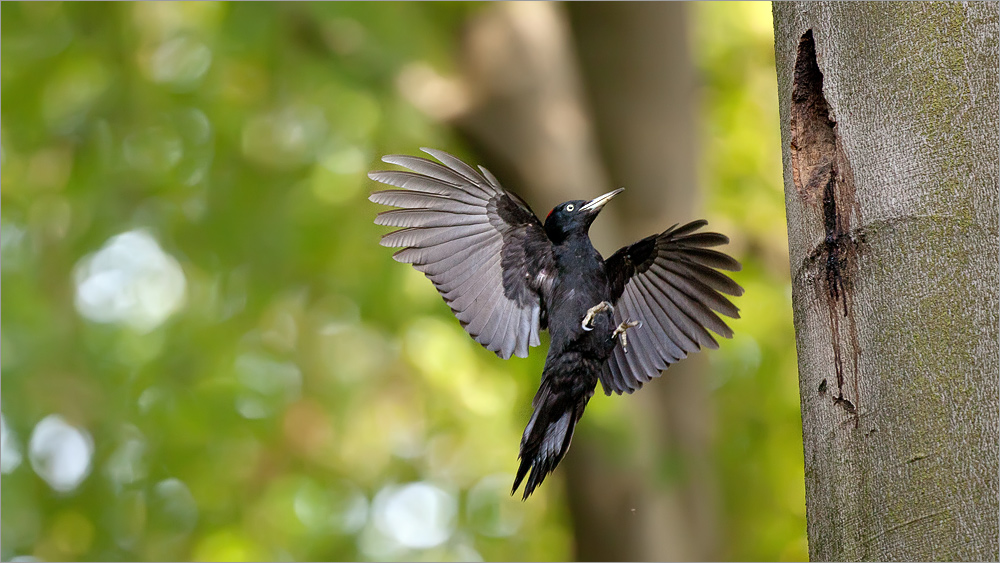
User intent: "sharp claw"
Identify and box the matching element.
[581,301,614,331]
[612,319,642,352]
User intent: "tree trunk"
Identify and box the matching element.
[773,3,999,561]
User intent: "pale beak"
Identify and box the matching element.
[580,188,625,213]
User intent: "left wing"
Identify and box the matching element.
[601,220,743,395]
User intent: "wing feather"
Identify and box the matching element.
[620,287,659,377]
[652,261,741,318]
[600,221,742,395]
[466,281,505,337]
[391,229,496,264]
[632,275,685,362]
[421,238,499,279]
[370,190,483,214]
[375,209,485,228]
[520,307,540,355]
[380,223,494,248]
[368,173,488,205]
[382,154,495,198]
[659,257,743,296]
[665,247,741,271]
[437,248,502,295]
[420,148,496,190]
[487,302,516,358]
[370,149,554,359]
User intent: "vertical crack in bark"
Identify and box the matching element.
[790,30,862,425]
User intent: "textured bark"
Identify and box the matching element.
[773,2,999,561]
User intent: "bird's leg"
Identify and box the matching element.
[581,301,614,331]
[612,319,642,352]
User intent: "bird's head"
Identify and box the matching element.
[544,188,624,243]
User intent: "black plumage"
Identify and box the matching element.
[369,148,743,499]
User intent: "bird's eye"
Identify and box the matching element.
[566,204,575,212]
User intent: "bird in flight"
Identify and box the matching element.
[369,148,743,499]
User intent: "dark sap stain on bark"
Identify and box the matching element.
[790,30,863,426]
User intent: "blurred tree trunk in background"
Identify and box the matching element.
[773,3,998,561]
[436,3,718,560]
[565,3,719,561]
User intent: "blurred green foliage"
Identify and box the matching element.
[1,2,803,561]
[693,3,806,560]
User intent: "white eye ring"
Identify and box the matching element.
[566,204,575,212]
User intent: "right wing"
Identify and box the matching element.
[369,148,555,359]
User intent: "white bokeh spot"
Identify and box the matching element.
[74,230,187,332]
[1,414,24,474]
[28,414,94,492]
[373,482,456,550]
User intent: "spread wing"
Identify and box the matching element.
[601,220,743,395]
[369,148,555,359]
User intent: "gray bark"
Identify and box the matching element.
[773,2,999,561]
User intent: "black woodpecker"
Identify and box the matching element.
[369,149,743,499]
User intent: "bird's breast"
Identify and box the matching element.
[546,280,613,354]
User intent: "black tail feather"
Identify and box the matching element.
[511,379,593,500]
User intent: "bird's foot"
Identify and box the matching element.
[581,301,614,331]
[612,319,642,352]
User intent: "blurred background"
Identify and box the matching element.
[1,2,802,561]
